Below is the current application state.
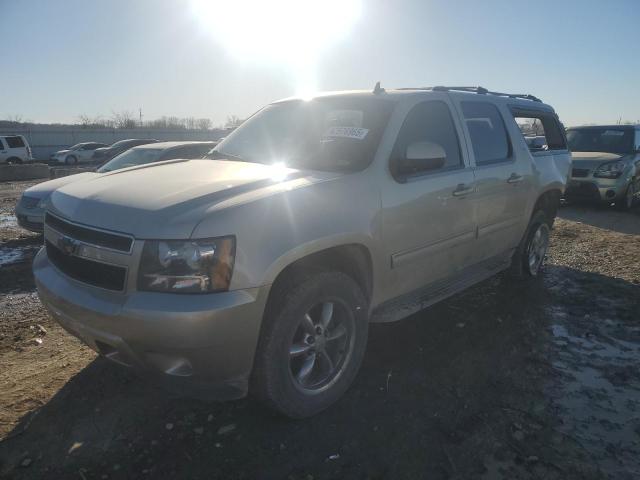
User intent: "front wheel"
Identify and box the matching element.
[252,272,369,418]
[65,155,77,165]
[615,183,636,211]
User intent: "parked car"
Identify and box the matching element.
[0,135,32,164]
[565,125,640,210]
[50,142,108,164]
[33,86,570,418]
[16,141,218,232]
[92,138,159,162]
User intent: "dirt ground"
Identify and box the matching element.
[0,180,639,479]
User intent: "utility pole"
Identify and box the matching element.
[139,108,143,127]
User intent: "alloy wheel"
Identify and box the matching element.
[288,300,354,393]
[527,223,550,275]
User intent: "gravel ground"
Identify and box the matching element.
[0,180,639,479]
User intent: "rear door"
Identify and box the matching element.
[380,96,477,301]
[0,138,7,162]
[452,99,533,263]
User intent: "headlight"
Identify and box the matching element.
[21,195,41,209]
[37,196,49,209]
[138,237,235,293]
[593,160,626,179]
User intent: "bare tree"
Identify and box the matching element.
[3,114,24,124]
[196,118,212,130]
[224,115,243,128]
[78,114,109,128]
[165,116,184,129]
[111,110,137,129]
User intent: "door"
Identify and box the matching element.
[454,100,533,263]
[381,99,476,301]
[0,138,7,162]
[78,144,93,162]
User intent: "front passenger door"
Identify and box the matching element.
[381,99,477,301]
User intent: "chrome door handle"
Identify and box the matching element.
[507,173,523,184]
[452,183,474,197]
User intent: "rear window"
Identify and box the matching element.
[513,110,567,152]
[461,102,511,165]
[4,136,25,148]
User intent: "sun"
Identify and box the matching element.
[190,0,362,94]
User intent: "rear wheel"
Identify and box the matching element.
[252,272,368,418]
[6,157,22,165]
[511,210,551,277]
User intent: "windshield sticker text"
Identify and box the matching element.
[323,127,369,140]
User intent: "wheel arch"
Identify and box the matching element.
[263,242,374,318]
[530,188,562,226]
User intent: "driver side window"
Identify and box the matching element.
[391,100,463,180]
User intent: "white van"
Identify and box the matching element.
[0,135,32,164]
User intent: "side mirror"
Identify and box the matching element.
[397,141,447,176]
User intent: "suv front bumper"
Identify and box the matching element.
[564,176,628,203]
[33,247,269,400]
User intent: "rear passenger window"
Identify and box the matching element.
[461,102,511,165]
[5,136,25,148]
[392,100,463,179]
[513,110,567,152]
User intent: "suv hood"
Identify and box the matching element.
[571,151,630,170]
[48,159,341,238]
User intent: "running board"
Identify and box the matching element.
[370,254,511,323]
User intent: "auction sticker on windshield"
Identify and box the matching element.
[323,126,369,140]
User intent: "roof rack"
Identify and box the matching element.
[397,85,542,103]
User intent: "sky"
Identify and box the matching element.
[1,0,639,127]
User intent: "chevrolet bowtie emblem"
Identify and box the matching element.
[57,235,79,256]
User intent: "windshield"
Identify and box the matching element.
[98,148,162,172]
[566,128,634,154]
[67,144,83,151]
[211,97,394,172]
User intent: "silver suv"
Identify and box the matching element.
[34,86,570,417]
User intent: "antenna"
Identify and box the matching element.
[373,81,385,94]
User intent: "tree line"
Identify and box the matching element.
[0,112,245,130]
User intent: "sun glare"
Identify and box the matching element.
[191,0,362,94]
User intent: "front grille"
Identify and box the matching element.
[46,240,126,291]
[45,213,133,252]
[572,168,589,178]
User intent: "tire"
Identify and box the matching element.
[65,155,77,165]
[252,271,369,418]
[6,157,22,165]
[511,210,551,277]
[615,183,635,211]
